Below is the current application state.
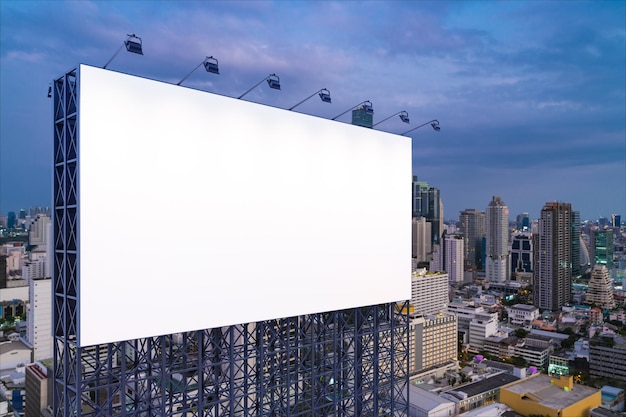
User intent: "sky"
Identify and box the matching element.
[0,1,624,222]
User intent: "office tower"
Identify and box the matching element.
[351,105,373,128]
[516,212,530,231]
[412,176,442,245]
[459,209,485,271]
[511,232,533,277]
[412,217,432,265]
[52,67,409,417]
[590,228,614,270]
[25,362,52,417]
[486,196,510,283]
[586,264,615,310]
[571,210,581,277]
[534,202,573,311]
[612,214,621,229]
[0,255,6,289]
[408,314,457,377]
[442,234,464,284]
[7,211,16,229]
[410,270,449,315]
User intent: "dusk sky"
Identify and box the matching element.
[1,1,624,222]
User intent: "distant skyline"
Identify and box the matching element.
[1,1,624,221]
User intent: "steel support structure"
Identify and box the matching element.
[52,67,410,417]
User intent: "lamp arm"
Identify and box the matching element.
[289,90,320,111]
[401,119,439,136]
[372,111,402,127]
[238,76,268,99]
[103,43,124,69]
[332,100,368,121]
[177,60,206,86]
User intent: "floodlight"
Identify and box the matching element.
[331,100,373,121]
[47,85,52,98]
[124,34,143,55]
[238,73,282,99]
[401,119,441,136]
[177,56,220,86]
[103,33,143,69]
[372,111,410,128]
[288,88,332,111]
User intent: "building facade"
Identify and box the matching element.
[408,313,458,376]
[459,209,485,271]
[534,202,573,311]
[586,264,615,310]
[485,196,510,283]
[410,270,449,315]
[412,177,442,247]
[591,228,615,270]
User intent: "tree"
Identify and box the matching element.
[514,328,529,338]
[511,356,528,367]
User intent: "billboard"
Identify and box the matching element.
[77,64,411,346]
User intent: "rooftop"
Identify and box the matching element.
[449,372,519,398]
[502,374,599,410]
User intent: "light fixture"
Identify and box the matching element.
[401,119,441,136]
[177,56,219,86]
[47,84,52,98]
[331,100,373,121]
[103,34,143,69]
[288,88,332,111]
[372,111,410,128]
[238,73,281,99]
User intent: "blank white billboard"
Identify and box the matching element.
[78,64,411,346]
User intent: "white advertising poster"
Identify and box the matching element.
[78,64,411,346]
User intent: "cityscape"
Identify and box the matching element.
[1,2,625,417]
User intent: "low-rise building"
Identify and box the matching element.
[500,374,601,417]
[506,304,539,326]
[440,372,519,415]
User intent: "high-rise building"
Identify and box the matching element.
[25,362,52,417]
[351,105,373,128]
[534,202,573,311]
[459,209,485,271]
[410,270,449,315]
[446,234,464,284]
[572,211,581,277]
[412,176,443,246]
[516,212,530,231]
[412,217,432,265]
[612,214,622,229]
[486,196,510,283]
[590,228,614,270]
[511,232,533,275]
[408,314,457,377]
[585,264,615,310]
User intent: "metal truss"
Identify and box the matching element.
[52,67,410,417]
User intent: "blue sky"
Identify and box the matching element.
[1,1,624,221]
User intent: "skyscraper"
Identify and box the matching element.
[534,202,573,311]
[459,209,485,271]
[351,105,373,128]
[586,264,615,310]
[485,196,510,283]
[590,228,614,270]
[412,176,443,246]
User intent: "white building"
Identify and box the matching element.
[486,196,510,283]
[468,311,499,352]
[444,234,464,284]
[411,270,449,315]
[23,218,53,360]
[506,304,540,326]
[412,217,432,265]
[409,313,458,377]
[586,264,615,310]
[407,384,456,417]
